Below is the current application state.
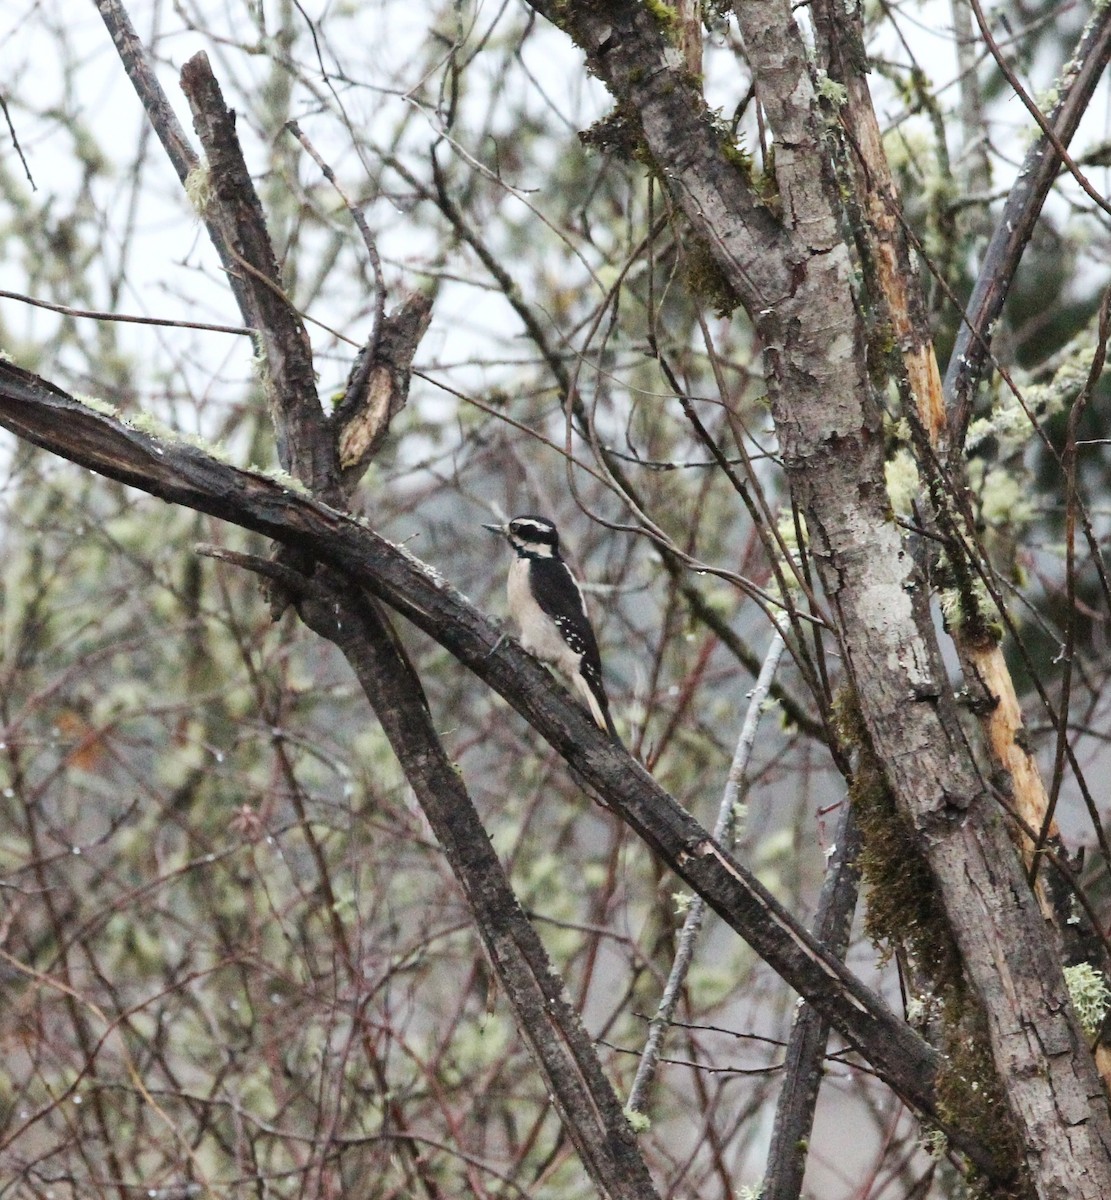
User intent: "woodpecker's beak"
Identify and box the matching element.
[483,522,508,537]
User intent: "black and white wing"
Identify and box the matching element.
[530,557,617,738]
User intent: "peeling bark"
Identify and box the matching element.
[537,0,1111,1192]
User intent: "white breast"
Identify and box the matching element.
[507,558,583,678]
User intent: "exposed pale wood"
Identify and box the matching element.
[532,0,1111,1191]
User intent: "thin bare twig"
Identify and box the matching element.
[0,93,34,189]
[193,543,311,592]
[284,119,387,356]
[0,289,251,337]
[1033,285,1111,885]
[760,802,862,1200]
[626,630,786,1116]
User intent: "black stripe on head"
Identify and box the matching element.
[508,515,559,557]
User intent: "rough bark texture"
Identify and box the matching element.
[536,0,1111,1193]
[811,0,945,445]
[179,53,330,490]
[815,0,1065,939]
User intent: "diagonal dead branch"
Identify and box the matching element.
[0,358,1000,1171]
[298,572,662,1200]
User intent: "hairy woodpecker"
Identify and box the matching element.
[484,515,618,740]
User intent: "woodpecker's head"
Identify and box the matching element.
[484,514,560,558]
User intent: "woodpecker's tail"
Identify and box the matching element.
[574,673,621,745]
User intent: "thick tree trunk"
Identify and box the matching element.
[541,0,1111,1193]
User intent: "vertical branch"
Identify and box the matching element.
[949,0,993,215]
[178,54,331,489]
[760,804,862,1200]
[812,0,944,442]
